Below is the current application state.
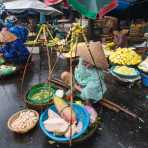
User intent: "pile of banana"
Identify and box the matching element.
[62,23,85,57]
[102,42,115,57]
[109,48,142,65]
[47,23,84,54]
[103,42,115,50]
[71,23,85,36]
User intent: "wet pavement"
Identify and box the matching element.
[0,52,148,148]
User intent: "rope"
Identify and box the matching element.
[69,29,74,146]
[20,46,33,96]
[20,24,55,95]
[82,32,104,100]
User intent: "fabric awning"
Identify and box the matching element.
[4,0,62,15]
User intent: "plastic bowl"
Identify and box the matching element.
[141,72,148,87]
[111,66,140,79]
[39,104,90,142]
[0,65,17,76]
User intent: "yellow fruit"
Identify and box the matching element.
[114,66,136,75]
[53,96,76,124]
[109,48,141,65]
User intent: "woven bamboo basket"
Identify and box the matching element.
[25,83,56,110]
[7,109,39,134]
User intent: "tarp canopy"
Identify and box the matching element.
[67,0,131,19]
[107,0,148,19]
[44,0,63,6]
[124,0,148,19]
[68,0,116,19]
[4,0,62,15]
[95,0,130,18]
[106,0,129,14]
[115,0,130,10]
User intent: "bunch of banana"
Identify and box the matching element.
[25,40,43,46]
[113,66,136,76]
[48,37,61,47]
[103,42,115,50]
[107,42,115,48]
[61,23,84,57]
[102,42,115,57]
[109,48,142,65]
[71,23,85,36]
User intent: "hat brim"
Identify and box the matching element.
[0,30,17,43]
[76,42,109,70]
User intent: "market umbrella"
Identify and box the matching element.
[101,0,130,17]
[4,0,62,15]
[67,0,118,19]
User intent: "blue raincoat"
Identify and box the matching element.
[75,58,106,102]
[1,20,29,64]
[5,21,28,43]
[0,39,29,64]
[9,26,28,43]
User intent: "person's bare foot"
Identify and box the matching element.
[61,71,71,85]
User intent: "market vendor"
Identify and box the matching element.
[113,30,120,48]
[0,28,29,65]
[113,29,129,48]
[61,42,109,103]
[5,15,28,43]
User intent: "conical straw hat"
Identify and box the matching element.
[76,41,109,70]
[0,29,17,43]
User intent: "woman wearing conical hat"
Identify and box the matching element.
[113,29,129,48]
[5,15,28,43]
[61,41,108,103]
[118,29,129,48]
[0,26,29,65]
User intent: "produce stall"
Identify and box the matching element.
[102,43,146,87]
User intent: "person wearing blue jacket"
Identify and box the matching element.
[0,27,29,65]
[5,15,28,43]
[0,39,29,64]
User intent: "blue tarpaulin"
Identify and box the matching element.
[106,0,130,15]
[116,0,130,10]
[99,0,130,18]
